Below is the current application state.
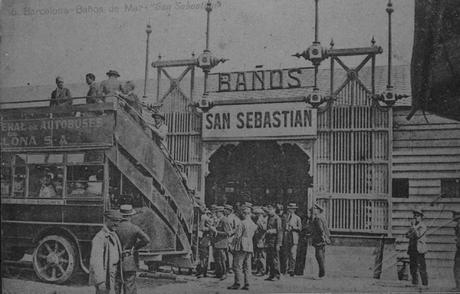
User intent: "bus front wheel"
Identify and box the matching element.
[32,235,77,284]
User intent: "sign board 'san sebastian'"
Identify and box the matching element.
[202,102,317,141]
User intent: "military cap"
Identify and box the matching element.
[214,206,225,212]
[253,207,264,214]
[224,204,233,211]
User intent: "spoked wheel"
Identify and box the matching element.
[32,235,77,284]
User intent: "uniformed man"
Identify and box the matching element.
[197,208,213,278]
[406,209,428,288]
[453,211,460,291]
[265,204,283,281]
[224,204,239,274]
[89,210,123,294]
[211,206,232,280]
[253,207,267,276]
[276,203,288,275]
[310,203,330,280]
[228,204,257,290]
[284,203,302,276]
[115,204,151,294]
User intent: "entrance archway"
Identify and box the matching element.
[205,141,312,213]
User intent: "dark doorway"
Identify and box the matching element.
[205,141,311,212]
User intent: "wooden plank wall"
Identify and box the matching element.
[392,108,460,275]
[161,87,203,197]
[315,79,391,233]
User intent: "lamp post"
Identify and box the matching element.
[143,23,152,100]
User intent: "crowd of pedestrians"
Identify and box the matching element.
[196,201,331,290]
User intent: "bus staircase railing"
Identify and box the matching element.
[112,104,196,258]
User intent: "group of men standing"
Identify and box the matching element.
[89,203,150,294]
[48,71,168,145]
[197,201,331,290]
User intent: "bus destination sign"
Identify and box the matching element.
[1,114,114,150]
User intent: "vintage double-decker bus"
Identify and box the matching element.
[1,97,199,283]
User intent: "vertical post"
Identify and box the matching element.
[314,0,319,43]
[156,55,161,104]
[386,0,393,89]
[205,0,212,51]
[143,24,152,99]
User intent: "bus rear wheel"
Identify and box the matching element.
[32,235,77,284]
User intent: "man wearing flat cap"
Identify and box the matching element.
[406,209,428,288]
[284,203,302,276]
[100,70,123,99]
[453,211,460,290]
[89,210,124,294]
[197,208,214,278]
[310,203,330,279]
[114,203,150,294]
[211,206,232,280]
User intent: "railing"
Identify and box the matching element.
[316,196,389,233]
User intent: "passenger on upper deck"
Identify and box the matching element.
[149,111,168,146]
[119,81,141,114]
[50,76,72,107]
[100,70,123,98]
[85,73,104,104]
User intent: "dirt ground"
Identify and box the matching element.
[2,269,458,294]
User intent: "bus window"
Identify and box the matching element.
[67,165,103,197]
[13,154,26,198]
[1,154,12,197]
[28,165,64,198]
[68,151,104,164]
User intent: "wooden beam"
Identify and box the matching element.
[152,59,198,68]
[326,46,383,57]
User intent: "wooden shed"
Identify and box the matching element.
[392,107,460,276]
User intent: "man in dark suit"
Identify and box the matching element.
[284,203,302,276]
[115,204,150,294]
[211,206,232,280]
[265,204,283,281]
[311,203,330,280]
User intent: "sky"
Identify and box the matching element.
[0,0,414,88]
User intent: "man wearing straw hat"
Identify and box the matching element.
[310,203,330,280]
[115,203,150,294]
[149,111,168,145]
[284,203,302,277]
[100,70,123,97]
[406,209,428,288]
[89,210,124,294]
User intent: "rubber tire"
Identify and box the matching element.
[32,235,77,284]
